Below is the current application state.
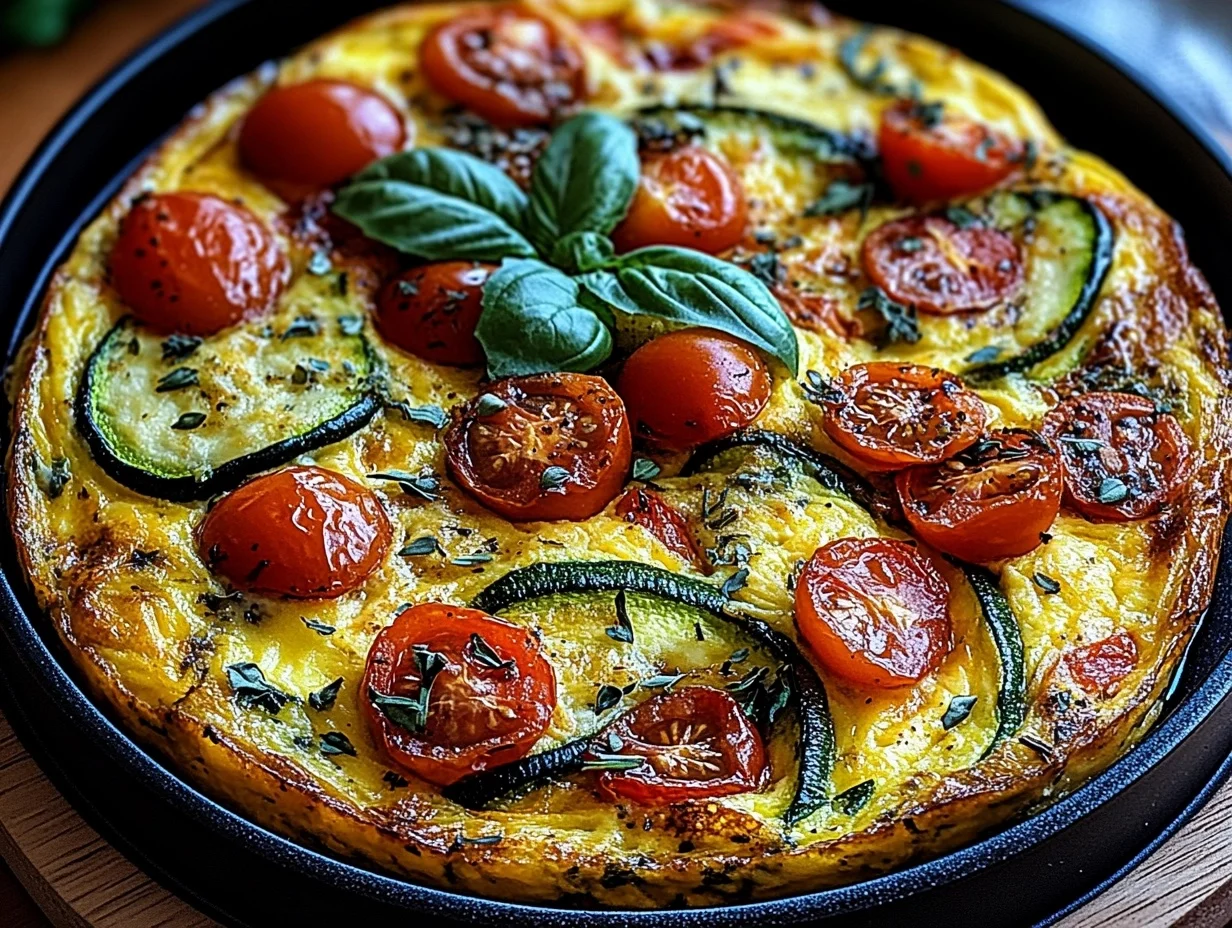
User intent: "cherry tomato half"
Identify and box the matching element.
[593,687,766,804]
[618,329,771,453]
[820,362,986,471]
[897,429,1063,563]
[363,604,557,786]
[879,100,1022,203]
[199,466,390,599]
[444,373,632,521]
[1064,630,1138,697]
[611,146,747,254]
[1041,392,1192,522]
[862,215,1024,315]
[110,192,288,336]
[375,262,494,366]
[420,8,584,127]
[616,487,705,569]
[238,79,406,199]
[795,537,953,687]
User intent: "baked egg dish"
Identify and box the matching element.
[7,0,1232,909]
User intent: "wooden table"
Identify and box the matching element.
[1,1,1231,925]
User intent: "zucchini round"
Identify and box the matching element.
[465,560,836,824]
[76,317,381,502]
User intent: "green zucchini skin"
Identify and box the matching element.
[75,318,381,502]
[963,566,1028,753]
[466,560,836,824]
[964,192,1114,381]
[442,738,592,810]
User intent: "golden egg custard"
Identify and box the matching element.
[8,0,1232,909]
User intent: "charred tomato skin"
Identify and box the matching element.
[1041,391,1192,522]
[198,466,390,599]
[375,262,494,366]
[594,686,766,804]
[610,146,748,254]
[1064,630,1139,697]
[362,604,557,786]
[615,486,706,568]
[879,100,1022,203]
[618,328,771,453]
[897,429,1063,563]
[862,215,1024,315]
[795,537,953,687]
[238,79,406,198]
[419,8,585,127]
[820,362,987,471]
[110,192,288,336]
[444,372,632,521]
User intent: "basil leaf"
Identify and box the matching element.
[527,112,639,255]
[332,180,536,262]
[550,231,615,274]
[579,247,799,374]
[477,260,613,378]
[353,148,529,230]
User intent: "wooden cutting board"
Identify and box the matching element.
[1,1,1230,926]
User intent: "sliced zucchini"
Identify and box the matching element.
[463,560,836,824]
[76,316,380,501]
[963,566,1028,753]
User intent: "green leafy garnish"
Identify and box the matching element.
[858,286,920,346]
[226,662,292,714]
[832,779,876,815]
[309,677,344,711]
[941,694,978,730]
[803,179,874,217]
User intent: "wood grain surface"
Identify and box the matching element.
[0,1,1230,926]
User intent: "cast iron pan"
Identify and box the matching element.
[1,1,1231,926]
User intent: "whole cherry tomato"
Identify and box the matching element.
[615,487,705,568]
[593,687,766,804]
[611,146,747,254]
[795,537,953,687]
[618,328,771,453]
[897,429,1063,562]
[1041,392,1192,522]
[375,262,494,366]
[879,100,1023,203]
[198,466,390,599]
[444,373,632,521]
[820,362,986,471]
[110,192,288,336]
[1064,630,1138,697]
[363,604,557,786]
[862,214,1024,315]
[238,79,406,198]
[419,8,584,127]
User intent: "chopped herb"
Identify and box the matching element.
[973,137,995,162]
[309,677,344,711]
[399,535,443,557]
[468,632,513,670]
[594,684,625,714]
[1097,477,1129,505]
[897,236,924,252]
[302,617,336,636]
[747,251,781,288]
[389,403,449,429]
[397,279,419,297]
[605,590,635,643]
[941,694,978,730]
[721,567,749,598]
[631,457,661,482]
[1018,733,1054,760]
[839,29,893,94]
[858,286,920,346]
[540,465,571,490]
[339,314,364,336]
[37,456,71,499]
[307,250,332,275]
[726,665,769,696]
[450,833,503,852]
[909,99,944,128]
[475,393,507,416]
[171,412,207,430]
[161,334,202,361]
[155,367,199,392]
[833,779,875,815]
[368,468,440,501]
[803,179,874,218]
[965,345,1003,364]
[641,672,687,692]
[694,621,705,641]
[945,206,983,229]
[801,369,843,405]
[129,549,160,569]
[1059,435,1104,453]
[319,731,357,757]
[383,770,409,789]
[580,752,646,772]
[281,316,322,340]
[368,646,447,732]
[225,662,292,714]
[1032,572,1061,595]
[451,553,493,567]
[724,648,750,671]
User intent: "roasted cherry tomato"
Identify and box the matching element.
[110,192,288,336]
[862,215,1024,315]
[1041,392,1192,522]
[611,146,747,254]
[616,487,705,568]
[375,262,493,366]
[618,329,771,453]
[820,362,986,471]
[593,687,766,804]
[897,430,1063,562]
[879,100,1023,203]
[444,373,632,521]
[363,604,557,786]
[1064,630,1138,697]
[795,537,953,687]
[238,79,406,198]
[199,466,390,599]
[419,8,584,127]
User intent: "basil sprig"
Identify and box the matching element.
[333,111,799,377]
